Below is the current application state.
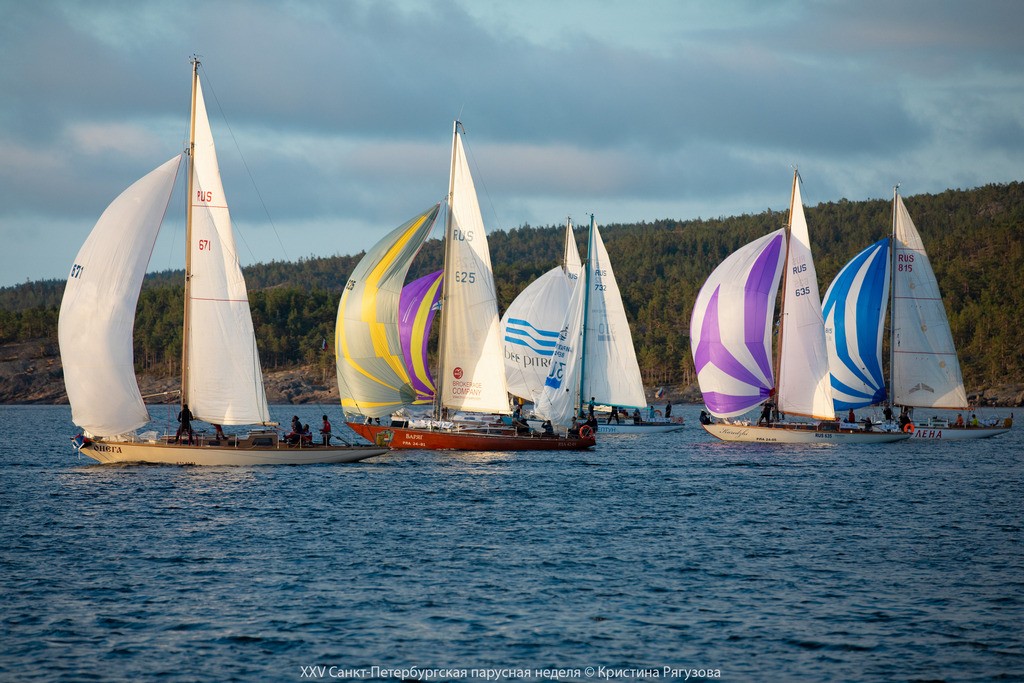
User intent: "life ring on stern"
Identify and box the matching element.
[902,422,915,433]
[579,425,594,439]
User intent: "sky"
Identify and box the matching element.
[2,0,1022,288]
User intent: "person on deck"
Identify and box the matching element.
[665,401,673,419]
[320,415,332,445]
[175,404,194,444]
[632,408,642,425]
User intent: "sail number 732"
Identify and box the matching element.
[455,271,476,283]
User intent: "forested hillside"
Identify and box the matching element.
[2,181,1022,395]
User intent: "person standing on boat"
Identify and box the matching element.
[608,406,621,424]
[648,404,655,421]
[175,404,194,444]
[883,404,894,422]
[847,408,856,423]
[320,415,332,445]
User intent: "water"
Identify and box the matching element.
[1,404,1021,682]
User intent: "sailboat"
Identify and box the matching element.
[532,215,681,435]
[58,59,387,465]
[690,171,909,444]
[823,186,1011,440]
[337,121,595,450]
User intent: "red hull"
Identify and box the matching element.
[348,422,595,451]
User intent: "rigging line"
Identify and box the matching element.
[457,123,504,234]
[197,63,290,264]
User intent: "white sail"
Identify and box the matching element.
[891,193,967,408]
[438,124,510,414]
[563,218,582,283]
[534,267,587,428]
[776,179,835,420]
[580,217,646,410]
[501,267,575,403]
[535,216,646,427]
[690,230,786,419]
[501,220,581,403]
[58,155,182,436]
[185,76,270,425]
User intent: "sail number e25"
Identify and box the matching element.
[455,271,476,283]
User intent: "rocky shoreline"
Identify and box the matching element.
[3,340,1023,407]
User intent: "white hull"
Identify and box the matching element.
[702,423,909,444]
[596,422,684,434]
[525,418,684,435]
[80,438,386,465]
[907,426,1010,441]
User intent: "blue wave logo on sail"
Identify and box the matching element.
[504,317,559,356]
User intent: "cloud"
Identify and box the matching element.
[1,0,1022,287]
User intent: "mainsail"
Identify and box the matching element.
[399,270,443,402]
[775,179,835,420]
[58,155,182,436]
[690,230,786,418]
[185,76,270,426]
[891,193,967,408]
[822,238,890,410]
[335,206,441,418]
[436,124,510,415]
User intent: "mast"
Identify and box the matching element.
[432,120,460,420]
[181,57,200,411]
[772,169,799,407]
[576,214,595,412]
[887,183,899,411]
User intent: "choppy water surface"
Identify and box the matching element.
[1,404,1021,681]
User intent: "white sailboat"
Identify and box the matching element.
[58,59,386,465]
[533,215,680,435]
[343,122,595,450]
[690,171,908,444]
[823,187,1011,440]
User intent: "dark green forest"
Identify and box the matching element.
[3,181,1023,390]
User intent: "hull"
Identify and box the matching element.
[702,423,909,444]
[349,422,595,451]
[596,421,683,435]
[79,437,386,465]
[907,426,1010,440]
